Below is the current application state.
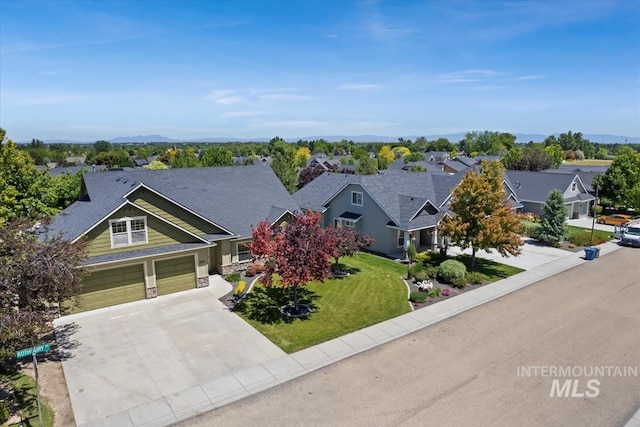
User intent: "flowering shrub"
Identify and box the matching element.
[441,288,450,297]
[233,280,246,296]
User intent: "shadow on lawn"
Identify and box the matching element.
[234,286,319,325]
[454,255,512,279]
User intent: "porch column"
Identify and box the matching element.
[432,227,438,251]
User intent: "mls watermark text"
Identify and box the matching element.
[516,365,638,398]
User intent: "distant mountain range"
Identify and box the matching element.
[36,133,640,144]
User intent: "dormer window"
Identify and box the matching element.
[571,182,577,192]
[351,191,363,206]
[110,217,148,247]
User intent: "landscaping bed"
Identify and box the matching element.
[406,253,523,310]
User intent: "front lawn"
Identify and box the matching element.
[0,368,54,426]
[234,253,410,353]
[452,255,524,282]
[566,225,614,246]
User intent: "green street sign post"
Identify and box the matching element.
[16,343,50,427]
[15,343,50,359]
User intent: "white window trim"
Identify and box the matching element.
[571,182,577,192]
[351,191,363,206]
[109,216,148,248]
[334,218,357,229]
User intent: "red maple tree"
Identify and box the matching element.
[250,211,338,313]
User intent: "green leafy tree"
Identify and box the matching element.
[143,160,169,170]
[0,218,89,364]
[501,147,523,169]
[544,144,564,168]
[628,183,640,212]
[598,152,640,208]
[404,152,426,163]
[355,156,378,175]
[271,150,298,193]
[200,146,234,167]
[595,148,609,160]
[438,161,523,268]
[506,145,552,171]
[94,140,111,153]
[0,129,55,225]
[534,190,568,245]
[45,170,84,211]
[461,131,516,155]
[170,150,200,168]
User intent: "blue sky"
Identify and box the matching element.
[1,0,639,142]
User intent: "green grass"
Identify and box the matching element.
[563,159,612,166]
[566,225,614,246]
[0,369,54,427]
[234,253,410,353]
[452,255,524,282]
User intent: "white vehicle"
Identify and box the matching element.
[614,219,640,248]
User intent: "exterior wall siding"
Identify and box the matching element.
[323,183,394,255]
[86,205,200,257]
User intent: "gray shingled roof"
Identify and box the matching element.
[293,171,464,230]
[505,170,581,202]
[49,166,300,241]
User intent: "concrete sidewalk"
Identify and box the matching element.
[80,241,627,427]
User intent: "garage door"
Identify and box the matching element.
[155,256,196,296]
[74,264,146,312]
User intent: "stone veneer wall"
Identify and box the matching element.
[221,261,251,275]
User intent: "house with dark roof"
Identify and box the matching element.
[505,170,595,218]
[293,171,466,256]
[48,166,298,311]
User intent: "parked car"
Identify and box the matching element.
[596,214,633,226]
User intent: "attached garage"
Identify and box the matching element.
[155,256,196,296]
[74,264,146,312]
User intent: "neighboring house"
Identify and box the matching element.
[505,170,595,218]
[425,151,450,163]
[133,157,150,168]
[441,159,471,174]
[542,165,609,194]
[308,157,340,171]
[312,161,596,248]
[65,156,87,165]
[48,164,107,177]
[293,171,465,257]
[48,166,299,311]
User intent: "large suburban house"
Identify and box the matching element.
[48,166,299,311]
[293,171,465,256]
[294,167,592,258]
[505,170,595,219]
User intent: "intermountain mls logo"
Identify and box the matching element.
[517,365,638,398]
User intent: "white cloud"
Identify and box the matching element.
[216,96,243,105]
[220,110,265,118]
[259,94,312,101]
[19,94,86,106]
[511,75,544,81]
[339,84,381,90]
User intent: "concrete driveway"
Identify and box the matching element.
[53,276,286,426]
[447,238,573,270]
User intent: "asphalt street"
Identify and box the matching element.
[177,248,640,427]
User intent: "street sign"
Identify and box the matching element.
[15,343,51,359]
